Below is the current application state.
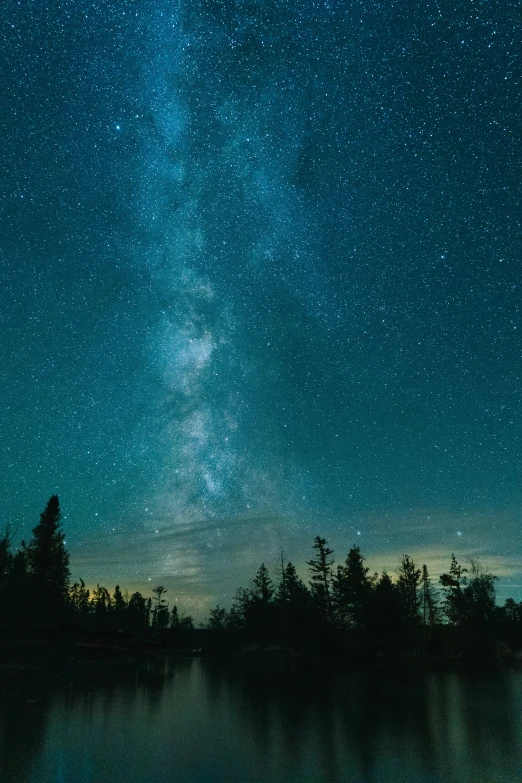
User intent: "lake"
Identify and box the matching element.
[1,657,522,783]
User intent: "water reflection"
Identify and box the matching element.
[1,659,522,782]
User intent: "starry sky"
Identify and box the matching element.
[1,0,521,617]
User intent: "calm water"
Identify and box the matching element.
[1,658,522,783]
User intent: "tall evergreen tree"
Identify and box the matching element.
[307,536,334,621]
[276,562,309,607]
[152,585,169,629]
[275,560,313,641]
[112,584,127,629]
[231,564,276,640]
[252,563,274,603]
[440,554,468,625]
[420,564,440,652]
[369,572,404,655]
[397,554,422,655]
[23,495,70,622]
[420,565,440,627]
[462,559,497,642]
[333,546,373,628]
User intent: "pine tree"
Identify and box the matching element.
[23,495,70,622]
[332,546,373,628]
[204,605,230,630]
[440,554,467,625]
[420,564,440,652]
[252,563,274,603]
[112,585,127,629]
[152,585,169,629]
[307,536,334,621]
[421,564,440,627]
[397,554,421,621]
[369,571,404,655]
[397,554,421,655]
[231,564,276,640]
[276,561,312,641]
[276,562,309,606]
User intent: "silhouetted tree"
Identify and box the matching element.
[112,585,127,629]
[333,546,373,628]
[231,564,276,641]
[502,597,522,651]
[170,604,194,633]
[368,572,404,655]
[397,554,422,656]
[23,495,70,623]
[170,604,179,629]
[252,563,274,603]
[275,560,313,642]
[440,555,498,657]
[152,585,169,629]
[92,584,112,628]
[440,554,468,625]
[127,591,149,631]
[307,536,334,622]
[204,605,230,630]
[504,597,521,624]
[420,564,440,652]
[68,579,91,627]
[462,559,498,656]
[179,614,194,631]
[276,561,309,607]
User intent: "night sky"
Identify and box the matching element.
[1,0,521,617]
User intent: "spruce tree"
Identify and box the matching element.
[112,585,127,629]
[420,564,440,628]
[307,536,334,621]
[397,554,421,655]
[333,546,373,628]
[152,585,169,629]
[420,564,440,652]
[440,554,468,625]
[252,563,274,603]
[24,495,70,621]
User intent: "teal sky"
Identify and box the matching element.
[1,0,521,617]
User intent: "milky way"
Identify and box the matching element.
[1,0,521,615]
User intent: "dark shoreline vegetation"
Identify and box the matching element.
[1,496,522,670]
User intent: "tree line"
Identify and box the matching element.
[1,496,522,659]
[204,536,522,659]
[0,496,193,634]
